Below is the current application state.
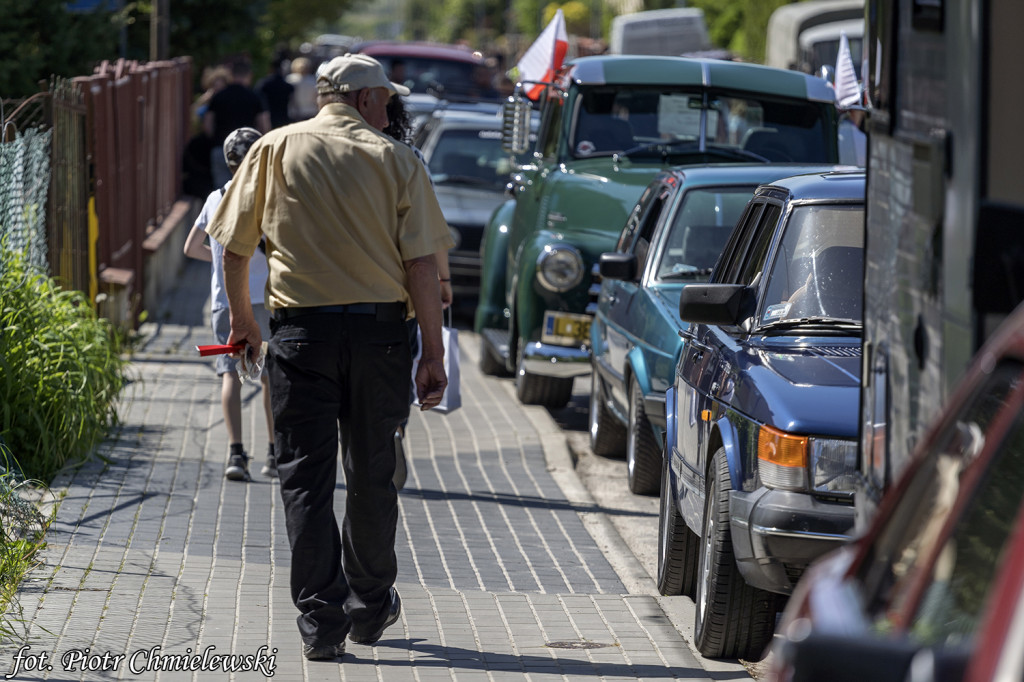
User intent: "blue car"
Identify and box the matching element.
[659,170,865,660]
[589,164,848,496]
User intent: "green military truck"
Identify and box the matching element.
[475,54,841,408]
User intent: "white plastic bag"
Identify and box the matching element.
[238,342,267,385]
[412,320,461,414]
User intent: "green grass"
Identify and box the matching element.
[0,247,128,639]
[1,248,128,482]
[0,442,52,641]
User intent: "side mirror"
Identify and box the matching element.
[678,283,755,326]
[599,252,637,281]
[502,92,534,155]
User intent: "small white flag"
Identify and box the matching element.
[833,31,861,109]
[510,9,569,100]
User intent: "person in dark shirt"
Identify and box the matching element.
[204,59,270,188]
[256,54,295,129]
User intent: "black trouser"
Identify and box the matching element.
[267,309,411,647]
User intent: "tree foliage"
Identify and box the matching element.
[0,0,791,101]
[0,0,121,98]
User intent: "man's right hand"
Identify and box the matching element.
[226,316,262,365]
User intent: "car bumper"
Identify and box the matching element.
[520,340,592,378]
[730,487,855,595]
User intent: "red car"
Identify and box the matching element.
[768,300,1024,682]
[351,41,486,99]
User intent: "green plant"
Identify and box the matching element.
[0,441,52,642]
[0,248,128,482]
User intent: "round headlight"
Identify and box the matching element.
[536,244,584,292]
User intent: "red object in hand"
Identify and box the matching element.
[195,343,246,357]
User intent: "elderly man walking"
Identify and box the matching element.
[206,53,453,662]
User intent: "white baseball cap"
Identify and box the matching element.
[316,54,411,98]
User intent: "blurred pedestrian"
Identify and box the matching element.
[183,127,277,481]
[193,65,230,124]
[287,56,318,121]
[206,53,453,662]
[257,52,295,129]
[204,59,270,189]
[183,65,231,199]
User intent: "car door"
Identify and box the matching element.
[603,182,674,412]
[674,199,764,521]
[679,196,782,493]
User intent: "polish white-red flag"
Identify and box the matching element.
[510,9,569,100]
[833,31,861,109]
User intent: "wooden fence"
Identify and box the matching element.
[2,57,193,326]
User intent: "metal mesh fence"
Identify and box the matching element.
[0,127,52,275]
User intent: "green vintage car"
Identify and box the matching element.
[475,54,840,408]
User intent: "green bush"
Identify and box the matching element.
[0,249,128,482]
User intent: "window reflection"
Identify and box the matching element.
[861,361,1024,646]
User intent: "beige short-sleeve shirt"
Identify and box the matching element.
[206,102,453,316]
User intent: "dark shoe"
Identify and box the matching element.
[225,451,250,481]
[302,642,345,660]
[349,588,401,645]
[261,449,278,478]
[393,428,407,490]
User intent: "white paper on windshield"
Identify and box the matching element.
[658,95,718,138]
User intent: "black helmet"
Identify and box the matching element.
[223,127,262,171]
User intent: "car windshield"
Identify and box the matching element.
[571,85,833,161]
[655,187,754,280]
[427,128,517,191]
[759,204,865,326]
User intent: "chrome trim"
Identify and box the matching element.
[521,341,592,378]
[750,524,850,542]
[536,244,584,292]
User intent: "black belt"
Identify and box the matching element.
[273,302,406,322]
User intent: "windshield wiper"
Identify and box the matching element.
[702,144,770,163]
[759,316,862,332]
[621,139,699,159]
[434,174,496,188]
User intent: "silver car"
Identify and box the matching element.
[413,107,536,314]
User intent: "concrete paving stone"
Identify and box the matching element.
[4,260,753,681]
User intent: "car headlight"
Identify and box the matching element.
[536,244,584,292]
[757,425,857,494]
[809,438,858,494]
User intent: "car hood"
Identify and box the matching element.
[434,184,504,227]
[542,161,664,251]
[732,338,862,437]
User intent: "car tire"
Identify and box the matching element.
[515,340,573,408]
[589,367,626,456]
[694,447,778,660]
[657,446,699,597]
[627,378,661,495]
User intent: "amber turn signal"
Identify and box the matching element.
[757,425,808,468]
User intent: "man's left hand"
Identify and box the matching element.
[415,357,447,410]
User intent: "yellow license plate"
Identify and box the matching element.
[542,311,592,345]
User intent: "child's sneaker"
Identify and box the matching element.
[225,445,251,481]
[261,445,278,478]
